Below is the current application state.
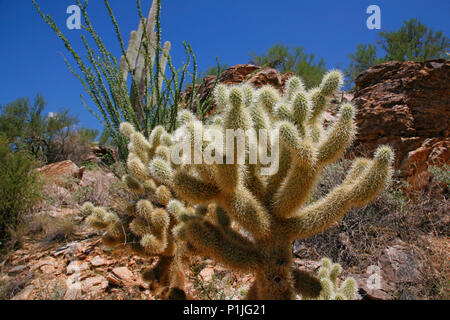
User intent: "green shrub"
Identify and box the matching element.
[0,135,42,247]
[429,164,450,189]
[249,43,327,88]
[346,18,449,86]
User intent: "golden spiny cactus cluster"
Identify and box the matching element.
[300,258,358,300]
[86,70,393,300]
[83,123,188,300]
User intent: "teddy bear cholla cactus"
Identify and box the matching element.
[83,123,187,300]
[299,258,358,300]
[142,70,393,300]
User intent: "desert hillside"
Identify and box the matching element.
[1,60,448,301]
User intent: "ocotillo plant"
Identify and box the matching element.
[141,70,394,300]
[117,0,172,135]
[83,123,190,299]
[33,0,215,161]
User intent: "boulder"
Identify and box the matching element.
[81,275,108,295]
[66,260,89,275]
[378,241,423,285]
[64,287,82,300]
[112,267,137,287]
[199,267,215,282]
[350,273,394,300]
[400,137,449,190]
[37,160,84,189]
[37,160,83,179]
[352,59,450,188]
[90,256,108,267]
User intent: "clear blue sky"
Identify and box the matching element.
[0,0,449,133]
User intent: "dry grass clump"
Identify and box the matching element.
[72,170,129,212]
[37,166,130,216]
[33,278,66,300]
[29,214,77,244]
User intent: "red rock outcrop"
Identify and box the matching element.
[352,59,450,188]
[37,160,84,180]
[180,64,293,115]
[83,145,119,165]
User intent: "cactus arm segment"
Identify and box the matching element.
[184,220,261,271]
[264,143,291,206]
[172,170,221,203]
[284,146,393,239]
[244,165,266,203]
[271,123,318,217]
[317,103,356,166]
[272,162,318,218]
[220,189,272,239]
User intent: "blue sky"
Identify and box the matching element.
[0,0,449,133]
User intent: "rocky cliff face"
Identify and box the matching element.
[182,60,449,189]
[352,59,449,189]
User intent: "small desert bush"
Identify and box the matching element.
[188,261,245,300]
[30,213,77,243]
[0,136,42,248]
[428,164,450,191]
[71,169,130,212]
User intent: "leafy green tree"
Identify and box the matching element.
[78,128,100,146]
[250,43,327,88]
[201,63,231,78]
[346,44,386,85]
[0,95,98,164]
[347,19,449,86]
[379,19,449,61]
